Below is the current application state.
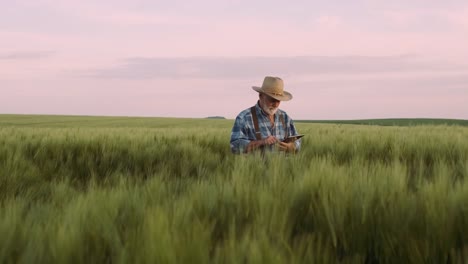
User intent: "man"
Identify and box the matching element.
[230,76,301,154]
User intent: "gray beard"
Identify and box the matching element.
[262,105,278,116]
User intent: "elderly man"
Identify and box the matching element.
[230,76,302,154]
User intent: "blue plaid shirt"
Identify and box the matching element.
[230,101,302,154]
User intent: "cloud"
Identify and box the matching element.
[11,0,199,27]
[80,55,468,80]
[0,50,55,60]
[315,15,343,29]
[379,8,468,32]
[440,7,468,28]
[293,73,468,93]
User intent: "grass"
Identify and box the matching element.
[0,114,468,263]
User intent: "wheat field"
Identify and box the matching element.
[0,115,467,263]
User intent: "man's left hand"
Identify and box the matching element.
[278,142,296,153]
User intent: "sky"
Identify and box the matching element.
[1,0,467,120]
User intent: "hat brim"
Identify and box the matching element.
[252,86,293,101]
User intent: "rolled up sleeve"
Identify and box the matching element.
[230,115,251,154]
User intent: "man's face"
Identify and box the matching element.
[260,93,280,115]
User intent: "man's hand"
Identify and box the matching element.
[278,141,296,153]
[263,136,278,146]
[245,136,277,153]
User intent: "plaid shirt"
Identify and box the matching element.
[230,101,302,154]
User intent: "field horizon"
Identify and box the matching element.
[1,114,467,127]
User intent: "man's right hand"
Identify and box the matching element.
[245,136,277,153]
[262,136,278,146]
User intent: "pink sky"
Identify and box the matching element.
[1,0,467,119]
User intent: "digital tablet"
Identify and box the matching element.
[282,134,304,143]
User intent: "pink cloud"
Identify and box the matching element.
[314,15,343,30]
[442,8,468,28]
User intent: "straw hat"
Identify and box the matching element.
[252,76,293,101]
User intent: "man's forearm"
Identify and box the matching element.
[245,139,266,153]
